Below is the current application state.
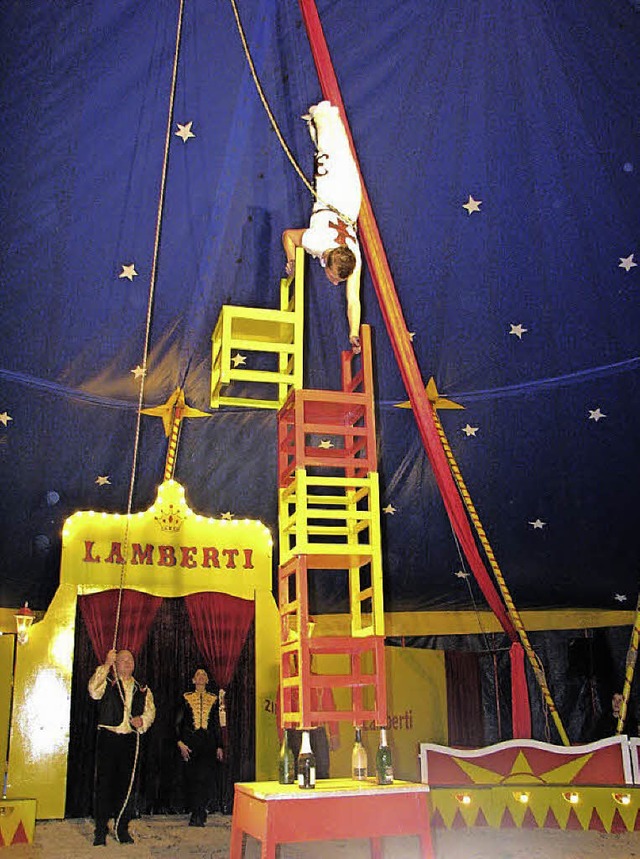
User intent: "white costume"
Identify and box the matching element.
[301,101,362,283]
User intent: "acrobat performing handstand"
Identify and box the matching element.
[282,100,363,353]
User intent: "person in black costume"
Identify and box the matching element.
[176,668,224,826]
[88,648,155,847]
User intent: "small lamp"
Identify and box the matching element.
[14,602,35,645]
[562,791,580,805]
[612,792,632,806]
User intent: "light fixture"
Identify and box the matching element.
[562,791,580,805]
[454,793,472,805]
[513,790,530,804]
[14,603,35,645]
[612,792,632,806]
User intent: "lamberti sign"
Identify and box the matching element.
[60,478,272,599]
[81,541,255,569]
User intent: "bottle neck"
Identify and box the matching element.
[379,728,388,746]
[355,728,362,744]
[300,730,312,754]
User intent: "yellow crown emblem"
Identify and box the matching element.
[154,503,184,532]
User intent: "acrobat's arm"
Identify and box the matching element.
[345,264,362,353]
[282,229,306,276]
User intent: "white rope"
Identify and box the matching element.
[112,0,187,651]
[227,0,356,229]
[110,0,187,841]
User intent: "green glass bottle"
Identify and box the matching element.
[375,727,393,785]
[278,728,296,785]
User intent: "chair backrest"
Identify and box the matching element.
[340,324,373,397]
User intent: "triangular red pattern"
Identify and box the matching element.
[0,826,5,847]
[610,809,629,834]
[11,820,29,845]
[543,807,561,829]
[566,807,584,831]
[634,808,640,831]
[473,807,489,827]
[588,807,607,833]
[500,806,517,829]
[451,808,468,830]
[430,808,446,829]
[521,806,538,829]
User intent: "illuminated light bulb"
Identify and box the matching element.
[562,791,580,805]
[513,791,530,804]
[88,510,95,517]
[454,793,472,805]
[101,512,107,518]
[612,793,632,806]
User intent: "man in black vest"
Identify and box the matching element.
[88,648,155,846]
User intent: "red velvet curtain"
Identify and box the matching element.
[445,650,485,747]
[184,592,255,688]
[78,588,162,662]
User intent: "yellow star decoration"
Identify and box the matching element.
[462,195,482,214]
[452,749,594,786]
[395,377,464,411]
[119,263,138,281]
[175,121,195,142]
[141,387,210,438]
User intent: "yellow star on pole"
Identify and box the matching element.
[131,365,146,380]
[175,121,195,143]
[395,377,464,411]
[119,263,138,281]
[462,195,482,214]
[0,412,13,427]
[141,387,210,437]
[95,475,111,486]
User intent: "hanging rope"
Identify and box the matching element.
[112,0,187,652]
[432,409,570,746]
[108,0,187,841]
[226,0,356,228]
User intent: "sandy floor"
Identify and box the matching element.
[4,815,640,858]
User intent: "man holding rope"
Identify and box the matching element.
[282,100,363,354]
[88,649,155,846]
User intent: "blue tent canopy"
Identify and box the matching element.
[1,0,639,616]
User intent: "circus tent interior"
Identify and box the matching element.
[0,0,639,837]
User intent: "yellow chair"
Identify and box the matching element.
[278,469,385,636]
[210,247,304,409]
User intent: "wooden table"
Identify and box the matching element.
[230,778,433,858]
